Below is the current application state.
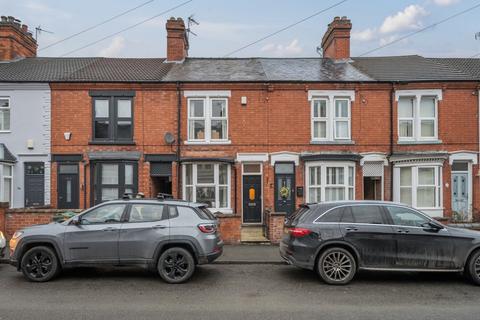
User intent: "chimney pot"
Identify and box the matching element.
[21,24,28,32]
[321,16,352,60]
[1,16,7,23]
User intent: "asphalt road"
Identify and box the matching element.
[1,263,480,320]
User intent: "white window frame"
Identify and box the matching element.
[182,163,232,213]
[0,97,11,132]
[396,90,441,142]
[185,91,230,144]
[311,98,329,140]
[333,98,351,140]
[305,161,355,203]
[308,91,354,142]
[394,164,442,211]
[0,164,13,205]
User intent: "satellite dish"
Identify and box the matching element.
[164,132,175,145]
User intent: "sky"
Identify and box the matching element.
[1,0,480,58]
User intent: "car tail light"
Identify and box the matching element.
[288,227,312,238]
[198,223,217,234]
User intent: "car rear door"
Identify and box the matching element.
[340,205,396,268]
[384,205,455,269]
[118,203,169,262]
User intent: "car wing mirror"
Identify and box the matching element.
[423,221,443,231]
[71,216,81,226]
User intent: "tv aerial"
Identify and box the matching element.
[186,15,199,42]
[35,25,53,41]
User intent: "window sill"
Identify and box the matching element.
[211,208,233,215]
[89,140,136,146]
[0,131,11,133]
[397,140,442,145]
[184,140,232,145]
[310,140,355,145]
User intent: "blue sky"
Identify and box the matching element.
[1,0,479,58]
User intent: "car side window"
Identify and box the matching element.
[349,206,384,224]
[168,206,179,219]
[385,206,429,227]
[128,204,165,222]
[318,207,344,222]
[81,204,126,224]
[341,207,355,223]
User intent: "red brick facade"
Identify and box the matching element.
[0,16,36,61]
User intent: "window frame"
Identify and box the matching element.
[310,95,352,142]
[1,163,13,205]
[92,96,134,143]
[182,162,231,212]
[187,97,229,143]
[394,164,442,210]
[396,91,439,142]
[126,203,167,223]
[305,161,355,203]
[0,97,10,132]
[80,203,128,225]
[92,161,138,205]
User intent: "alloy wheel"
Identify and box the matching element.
[475,256,480,278]
[25,251,53,279]
[162,252,190,281]
[322,251,353,282]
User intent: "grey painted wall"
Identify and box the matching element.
[0,83,51,208]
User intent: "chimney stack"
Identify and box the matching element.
[0,16,37,61]
[166,17,188,62]
[321,16,352,60]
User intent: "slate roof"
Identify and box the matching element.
[0,55,478,83]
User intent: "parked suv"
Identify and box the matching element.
[9,198,223,283]
[280,201,480,285]
[0,231,5,258]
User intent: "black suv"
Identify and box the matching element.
[10,198,223,283]
[280,201,480,285]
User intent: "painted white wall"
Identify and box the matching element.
[0,83,51,208]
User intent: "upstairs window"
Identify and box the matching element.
[0,98,10,131]
[396,90,440,142]
[92,95,133,142]
[188,98,228,142]
[309,91,354,142]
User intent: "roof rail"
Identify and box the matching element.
[157,193,174,201]
[122,192,145,200]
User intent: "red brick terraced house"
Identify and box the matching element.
[0,16,479,243]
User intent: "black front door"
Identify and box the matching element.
[24,162,45,207]
[58,164,79,209]
[274,162,295,215]
[243,175,262,223]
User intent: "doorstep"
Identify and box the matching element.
[240,225,269,243]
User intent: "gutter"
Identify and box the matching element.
[390,85,395,200]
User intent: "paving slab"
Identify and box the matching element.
[215,244,284,264]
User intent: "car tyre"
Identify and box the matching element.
[20,246,60,282]
[317,247,356,285]
[467,250,480,285]
[157,247,195,284]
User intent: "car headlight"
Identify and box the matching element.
[12,231,23,239]
[0,231,4,239]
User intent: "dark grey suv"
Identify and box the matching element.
[280,201,480,285]
[9,198,223,283]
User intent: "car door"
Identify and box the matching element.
[118,203,169,262]
[340,205,396,268]
[63,203,127,263]
[384,205,455,269]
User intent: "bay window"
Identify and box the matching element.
[183,163,231,211]
[305,162,355,203]
[309,90,354,142]
[396,90,440,142]
[1,164,13,204]
[395,165,442,209]
[187,97,228,142]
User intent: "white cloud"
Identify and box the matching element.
[432,0,460,6]
[380,4,428,34]
[99,36,126,57]
[260,39,303,57]
[352,28,377,42]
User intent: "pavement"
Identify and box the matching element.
[1,263,480,320]
[0,244,283,264]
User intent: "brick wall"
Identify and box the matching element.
[267,212,286,244]
[217,214,241,244]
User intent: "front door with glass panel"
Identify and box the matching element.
[274,162,295,216]
[24,162,45,207]
[452,172,469,220]
[243,175,262,223]
[58,164,79,209]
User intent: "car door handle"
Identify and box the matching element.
[397,229,410,234]
[152,225,168,229]
[102,227,118,232]
[345,227,358,232]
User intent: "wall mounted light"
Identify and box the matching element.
[64,132,72,141]
[27,139,34,149]
[241,96,247,106]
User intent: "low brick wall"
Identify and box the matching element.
[217,214,241,244]
[0,203,81,240]
[267,212,286,244]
